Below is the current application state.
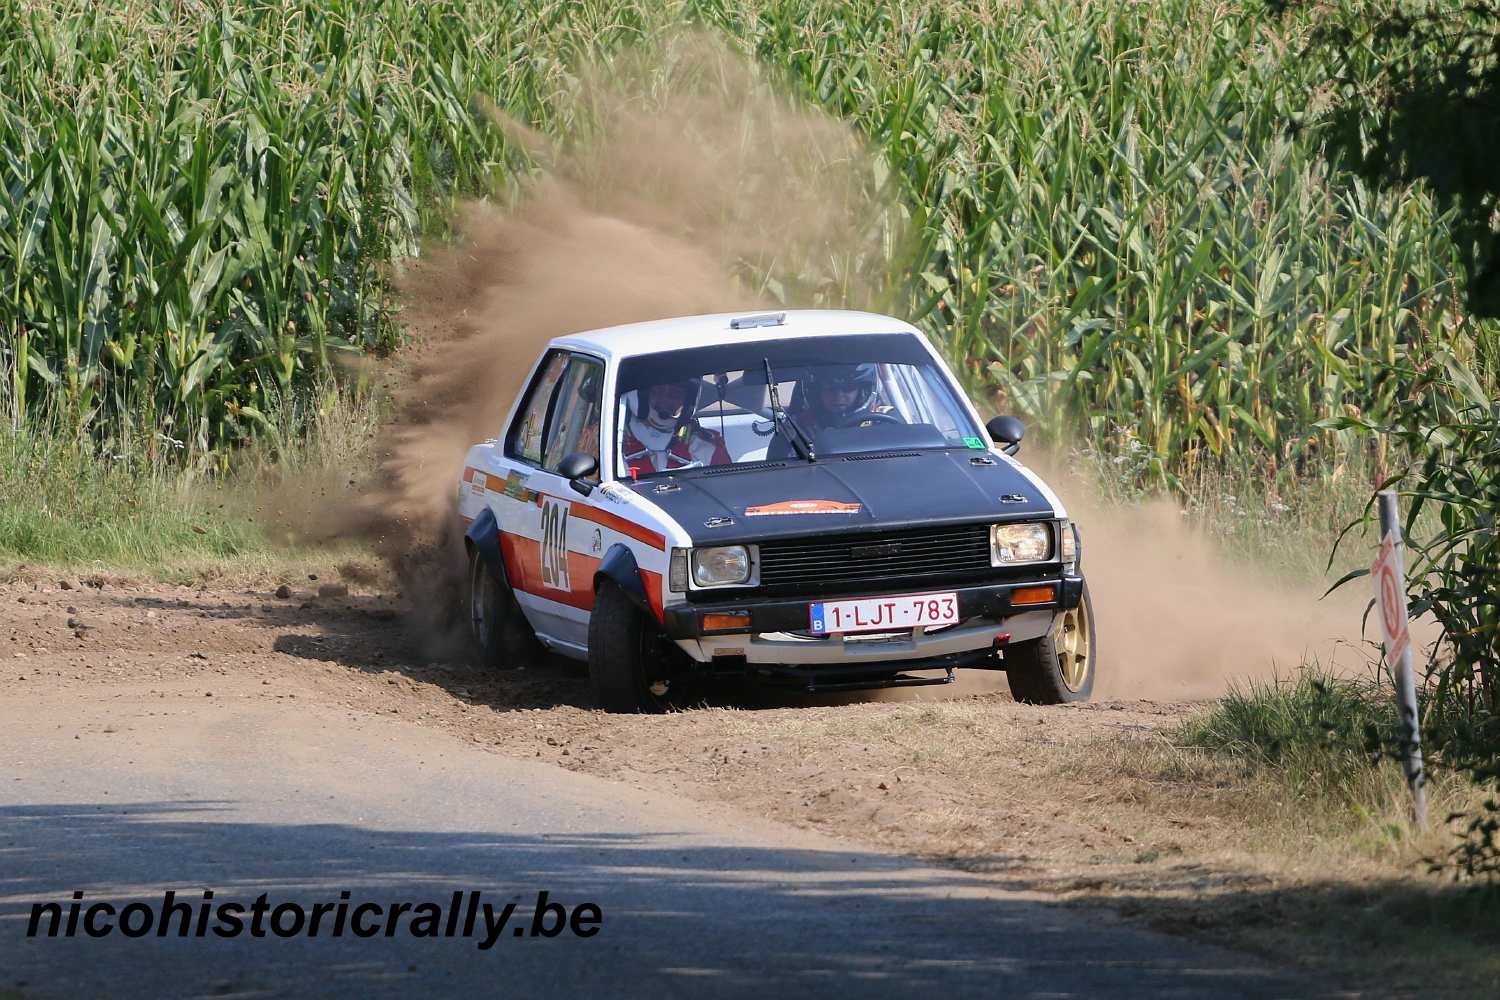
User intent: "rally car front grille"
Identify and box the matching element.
[755,523,995,594]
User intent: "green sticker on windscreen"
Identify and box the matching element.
[963,436,986,449]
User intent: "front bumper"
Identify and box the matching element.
[664,575,1084,667]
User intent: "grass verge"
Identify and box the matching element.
[0,423,254,568]
[1056,669,1498,993]
[0,380,387,588]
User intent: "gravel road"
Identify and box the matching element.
[0,580,1318,998]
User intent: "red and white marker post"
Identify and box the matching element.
[1373,490,1427,827]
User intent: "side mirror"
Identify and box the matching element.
[559,452,599,495]
[986,415,1025,455]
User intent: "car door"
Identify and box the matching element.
[499,351,605,655]
[486,349,565,628]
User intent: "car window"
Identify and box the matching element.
[542,356,604,479]
[508,351,568,464]
[888,364,967,439]
[612,334,985,477]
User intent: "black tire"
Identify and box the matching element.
[588,579,673,713]
[468,547,540,670]
[1005,581,1096,704]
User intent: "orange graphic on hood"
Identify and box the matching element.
[744,499,862,516]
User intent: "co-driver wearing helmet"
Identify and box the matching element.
[620,379,731,476]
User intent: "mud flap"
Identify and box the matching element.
[1060,575,1085,609]
[595,543,654,620]
[465,507,509,584]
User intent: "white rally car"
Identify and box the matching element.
[458,309,1096,712]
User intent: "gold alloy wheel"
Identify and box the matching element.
[1054,597,1091,691]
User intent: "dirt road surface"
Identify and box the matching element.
[0,580,1318,997]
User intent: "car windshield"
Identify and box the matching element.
[612,333,986,479]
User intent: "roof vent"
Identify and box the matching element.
[729,312,786,330]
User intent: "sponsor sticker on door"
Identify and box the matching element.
[502,471,532,501]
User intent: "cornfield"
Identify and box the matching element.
[0,0,646,458]
[3,0,1496,480]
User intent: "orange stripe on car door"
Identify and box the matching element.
[499,530,601,610]
[569,502,666,550]
[466,474,664,552]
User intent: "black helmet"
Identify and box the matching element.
[805,363,878,420]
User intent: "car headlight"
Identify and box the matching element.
[991,522,1051,565]
[691,545,752,587]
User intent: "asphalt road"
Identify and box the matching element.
[2,686,1312,999]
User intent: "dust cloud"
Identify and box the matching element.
[929,476,1373,705]
[1052,481,1375,701]
[343,33,899,643]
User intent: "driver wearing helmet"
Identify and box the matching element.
[768,363,897,460]
[620,378,731,476]
[798,362,893,433]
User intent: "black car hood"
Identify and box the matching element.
[630,450,1054,545]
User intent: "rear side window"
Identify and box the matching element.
[508,351,568,464]
[542,356,605,479]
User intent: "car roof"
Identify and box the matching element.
[549,309,923,362]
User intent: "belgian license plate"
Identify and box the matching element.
[809,592,959,635]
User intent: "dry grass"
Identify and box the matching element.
[1053,733,1498,993]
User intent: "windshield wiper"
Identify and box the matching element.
[763,358,815,462]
